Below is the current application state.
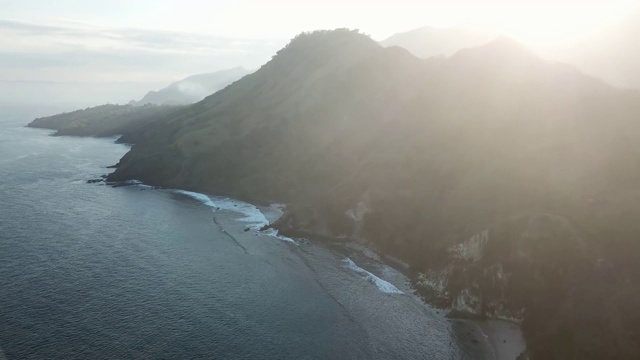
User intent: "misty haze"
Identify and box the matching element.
[2,1,640,359]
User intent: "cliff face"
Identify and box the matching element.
[436,213,640,360]
[103,30,640,359]
[417,214,587,321]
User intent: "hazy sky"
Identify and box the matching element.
[1,0,639,106]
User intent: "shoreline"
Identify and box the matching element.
[105,178,527,359]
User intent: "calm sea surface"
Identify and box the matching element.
[0,111,475,359]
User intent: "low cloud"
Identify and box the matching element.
[0,19,286,107]
[0,19,286,83]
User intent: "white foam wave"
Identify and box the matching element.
[344,258,403,294]
[211,198,269,229]
[261,228,296,243]
[173,190,269,229]
[173,189,217,208]
[171,189,297,244]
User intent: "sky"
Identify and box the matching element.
[1,0,639,106]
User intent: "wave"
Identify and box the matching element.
[211,198,270,229]
[172,190,295,244]
[174,190,269,229]
[344,258,404,294]
[173,189,217,208]
[173,190,269,225]
[127,180,155,189]
[110,185,295,244]
[260,228,296,243]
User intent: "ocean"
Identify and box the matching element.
[0,111,478,359]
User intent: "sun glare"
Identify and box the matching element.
[471,1,635,49]
[361,0,639,49]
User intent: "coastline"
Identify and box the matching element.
[104,179,527,360]
[342,236,528,359]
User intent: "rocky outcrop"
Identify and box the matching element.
[417,215,587,322]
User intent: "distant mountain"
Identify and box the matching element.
[380,26,494,58]
[555,10,640,89]
[26,67,250,136]
[382,19,640,91]
[134,67,252,106]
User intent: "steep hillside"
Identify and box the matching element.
[109,29,421,197]
[135,67,251,106]
[381,26,494,58]
[106,30,640,359]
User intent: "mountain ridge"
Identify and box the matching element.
[385,14,640,90]
[134,67,252,106]
[381,26,495,58]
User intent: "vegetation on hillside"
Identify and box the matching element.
[27,104,182,138]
